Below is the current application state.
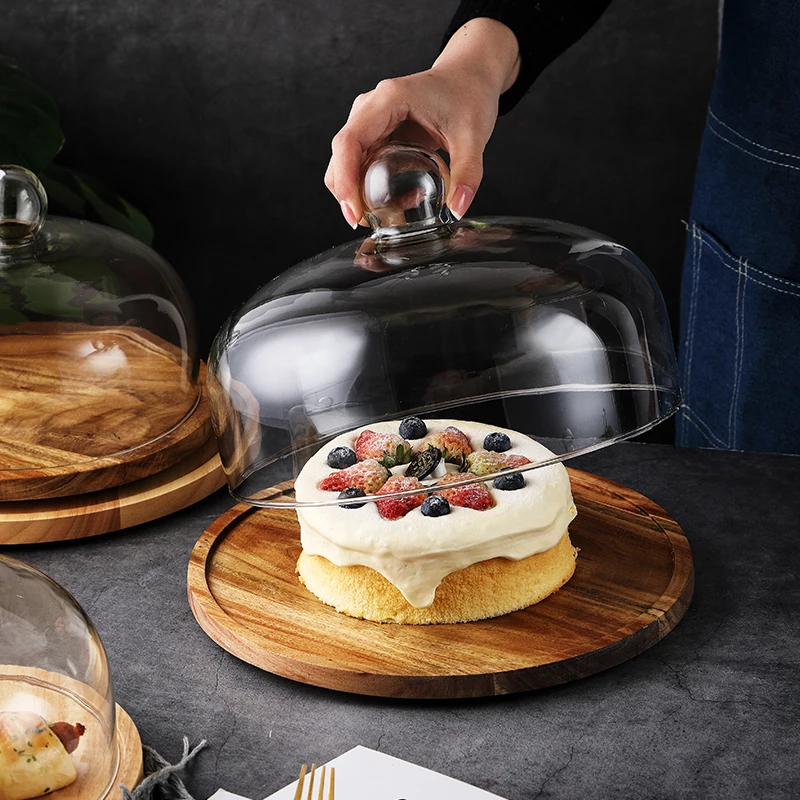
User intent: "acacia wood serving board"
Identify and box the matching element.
[188,468,694,698]
[0,439,225,544]
[0,327,211,501]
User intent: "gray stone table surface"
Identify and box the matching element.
[2,443,799,800]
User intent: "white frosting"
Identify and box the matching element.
[294,419,577,608]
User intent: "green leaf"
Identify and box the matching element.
[378,452,397,469]
[0,55,64,173]
[41,164,154,245]
[21,272,86,319]
[39,165,87,216]
[0,56,153,244]
[1,261,121,319]
[0,291,26,325]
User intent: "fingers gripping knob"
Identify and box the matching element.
[360,144,450,236]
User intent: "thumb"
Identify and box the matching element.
[446,137,484,219]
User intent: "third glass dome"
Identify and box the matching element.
[0,555,120,799]
[208,143,680,506]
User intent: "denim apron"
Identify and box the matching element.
[676,0,800,453]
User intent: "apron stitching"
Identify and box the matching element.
[682,413,716,447]
[703,236,800,290]
[682,224,702,446]
[698,232,800,298]
[709,107,800,162]
[687,226,701,380]
[682,404,728,448]
[736,273,800,299]
[734,261,749,446]
[708,119,800,172]
[728,256,746,448]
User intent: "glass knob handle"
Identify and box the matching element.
[0,165,48,247]
[360,143,451,239]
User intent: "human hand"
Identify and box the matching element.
[325,18,520,228]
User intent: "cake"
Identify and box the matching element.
[294,418,578,624]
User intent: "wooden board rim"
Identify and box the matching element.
[114,703,144,797]
[0,447,225,544]
[187,469,694,698]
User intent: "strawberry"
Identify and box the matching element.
[434,473,495,511]
[375,476,426,520]
[466,450,532,477]
[318,459,389,494]
[354,430,412,467]
[417,426,473,466]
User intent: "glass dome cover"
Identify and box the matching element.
[0,555,119,799]
[0,165,199,497]
[208,143,680,507]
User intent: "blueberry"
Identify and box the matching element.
[493,472,525,491]
[338,487,367,508]
[327,446,357,469]
[421,495,451,517]
[484,432,511,452]
[399,416,427,440]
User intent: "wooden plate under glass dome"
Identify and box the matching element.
[188,469,694,699]
[0,325,214,502]
[0,327,225,543]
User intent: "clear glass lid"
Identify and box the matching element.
[0,165,199,481]
[208,144,680,507]
[0,555,119,800]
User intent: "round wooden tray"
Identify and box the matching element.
[0,439,225,545]
[188,468,694,699]
[0,666,143,798]
[0,328,213,502]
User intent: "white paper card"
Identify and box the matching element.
[263,746,508,800]
[208,792,252,800]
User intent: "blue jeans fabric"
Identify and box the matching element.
[677,0,800,453]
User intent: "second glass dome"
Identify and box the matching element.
[0,166,199,499]
[208,144,680,506]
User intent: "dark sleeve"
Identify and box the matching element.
[443,0,613,114]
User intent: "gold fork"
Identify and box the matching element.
[294,763,335,800]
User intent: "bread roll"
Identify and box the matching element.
[0,711,81,800]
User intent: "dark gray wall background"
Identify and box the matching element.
[4,0,718,355]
